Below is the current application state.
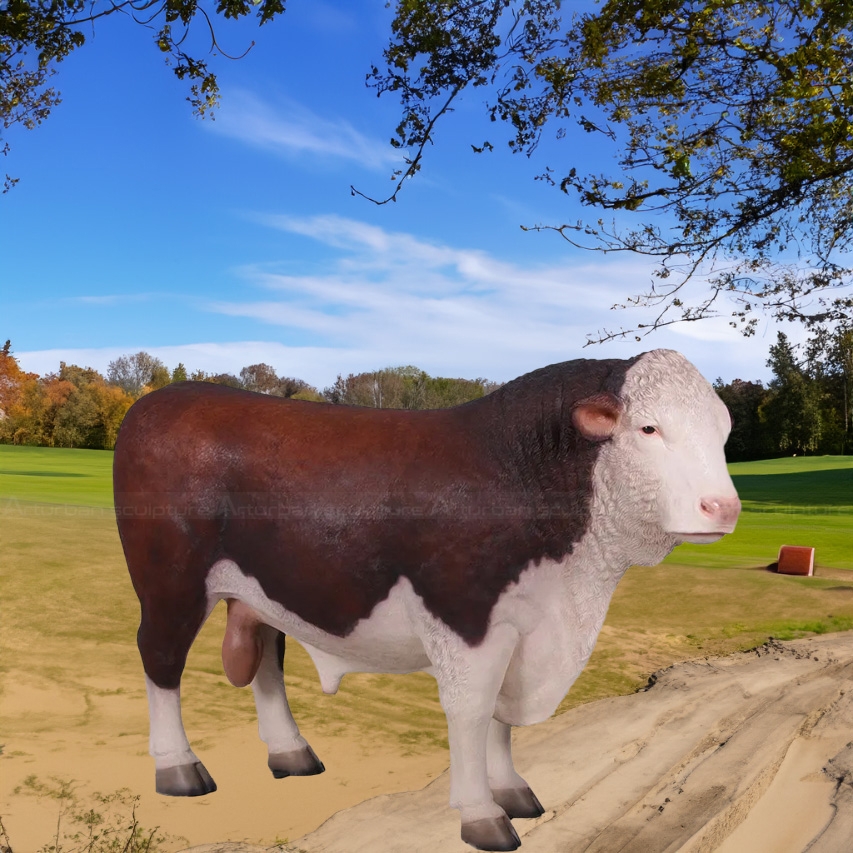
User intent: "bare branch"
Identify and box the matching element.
[351,86,463,205]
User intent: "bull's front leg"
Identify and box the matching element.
[426,622,522,852]
[487,719,544,820]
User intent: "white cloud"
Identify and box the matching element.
[65,294,153,306]
[207,90,399,170]
[211,214,779,384]
[15,216,781,389]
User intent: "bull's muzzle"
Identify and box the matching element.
[699,496,742,531]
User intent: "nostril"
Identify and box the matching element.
[700,498,720,518]
[700,496,742,525]
[699,497,741,527]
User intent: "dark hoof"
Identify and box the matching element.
[492,787,545,819]
[461,814,521,851]
[269,744,325,778]
[156,761,217,797]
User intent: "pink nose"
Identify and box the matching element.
[699,496,741,528]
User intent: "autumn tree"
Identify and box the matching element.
[369,0,853,341]
[86,381,135,448]
[0,340,39,443]
[35,361,135,448]
[150,362,171,390]
[325,366,412,408]
[324,366,499,409]
[239,363,276,394]
[277,375,317,399]
[28,373,75,446]
[206,372,243,388]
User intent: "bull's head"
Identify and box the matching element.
[572,350,741,546]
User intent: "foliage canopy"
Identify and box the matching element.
[369,0,853,341]
[5,0,853,342]
[0,0,286,188]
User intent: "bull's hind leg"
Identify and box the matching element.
[253,624,325,778]
[487,720,544,820]
[138,590,217,797]
[222,600,324,778]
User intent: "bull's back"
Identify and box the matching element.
[114,381,481,501]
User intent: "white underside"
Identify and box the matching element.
[206,561,432,694]
[203,519,629,728]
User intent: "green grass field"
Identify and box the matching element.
[0,445,114,507]
[665,455,853,570]
[1,445,851,729]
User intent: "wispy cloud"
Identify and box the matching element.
[15,216,779,388]
[65,294,153,306]
[208,90,399,170]
[212,213,637,365]
[204,213,775,383]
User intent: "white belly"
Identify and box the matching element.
[206,527,627,721]
[206,560,432,693]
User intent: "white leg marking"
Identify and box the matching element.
[251,625,308,755]
[425,622,520,824]
[145,675,198,770]
[486,719,527,792]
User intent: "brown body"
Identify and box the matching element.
[112,350,741,852]
[114,358,633,692]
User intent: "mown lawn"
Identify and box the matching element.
[0,445,114,507]
[665,455,853,570]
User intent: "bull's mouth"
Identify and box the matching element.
[674,532,729,544]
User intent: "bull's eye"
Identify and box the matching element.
[641,425,657,435]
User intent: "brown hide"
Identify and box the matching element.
[114,357,637,690]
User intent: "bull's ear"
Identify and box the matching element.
[571,393,623,441]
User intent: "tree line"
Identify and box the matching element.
[1,330,850,457]
[0,343,500,450]
[714,328,852,460]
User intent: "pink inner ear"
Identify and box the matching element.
[571,393,623,441]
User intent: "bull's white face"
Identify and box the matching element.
[597,350,740,548]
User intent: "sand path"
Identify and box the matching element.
[0,668,446,851]
[183,633,853,853]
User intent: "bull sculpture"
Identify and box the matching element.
[114,349,740,851]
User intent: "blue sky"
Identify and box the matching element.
[4,0,795,391]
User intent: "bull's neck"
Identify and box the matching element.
[478,370,591,492]
[471,371,605,561]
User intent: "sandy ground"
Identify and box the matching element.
[180,633,853,853]
[0,672,446,851]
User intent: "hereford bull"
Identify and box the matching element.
[113,349,740,851]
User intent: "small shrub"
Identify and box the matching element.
[4,776,183,853]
